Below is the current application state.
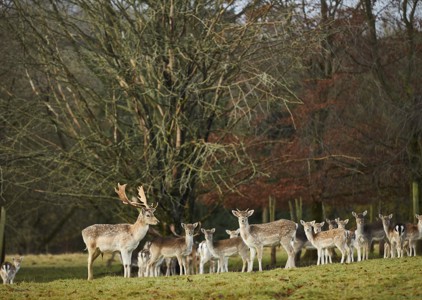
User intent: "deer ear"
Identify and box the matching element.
[211,228,216,233]
[235,229,240,234]
[344,219,349,224]
[201,228,206,234]
[193,222,199,228]
[181,223,186,229]
[352,212,357,217]
[363,210,367,216]
[321,221,325,227]
[300,220,305,225]
[232,210,239,217]
[388,214,393,219]
[225,230,231,235]
[247,210,254,217]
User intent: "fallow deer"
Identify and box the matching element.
[379,214,406,258]
[312,221,333,264]
[351,210,385,261]
[232,209,297,271]
[300,220,350,265]
[198,240,216,274]
[146,222,199,276]
[0,257,23,284]
[403,214,422,256]
[81,183,159,280]
[335,218,356,262]
[201,228,250,273]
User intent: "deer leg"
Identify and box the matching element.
[256,246,264,271]
[165,258,171,276]
[87,248,101,280]
[120,251,132,278]
[248,247,256,272]
[280,241,295,269]
[176,255,183,275]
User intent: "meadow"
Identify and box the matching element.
[1,250,421,300]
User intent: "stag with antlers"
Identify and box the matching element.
[81,183,159,280]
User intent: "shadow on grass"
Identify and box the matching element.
[18,266,123,283]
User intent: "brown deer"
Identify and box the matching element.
[351,210,385,261]
[379,214,405,258]
[232,209,297,271]
[300,220,350,265]
[146,222,199,276]
[403,214,422,256]
[201,228,250,273]
[81,183,158,280]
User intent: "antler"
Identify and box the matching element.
[115,183,145,208]
[137,186,158,209]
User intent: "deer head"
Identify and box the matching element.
[115,183,159,225]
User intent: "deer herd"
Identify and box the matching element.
[77,183,422,280]
[1,183,420,284]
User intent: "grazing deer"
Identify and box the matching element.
[351,210,385,261]
[335,218,356,262]
[146,222,199,276]
[0,257,23,284]
[300,220,350,265]
[232,209,297,271]
[403,214,422,256]
[201,228,250,273]
[81,183,159,280]
[379,214,406,258]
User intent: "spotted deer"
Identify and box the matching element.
[137,241,152,277]
[0,257,23,284]
[232,209,297,271]
[403,214,422,256]
[335,218,356,262]
[81,183,159,280]
[351,210,385,261]
[379,214,406,258]
[146,222,199,276]
[312,221,333,264]
[198,240,217,274]
[201,228,250,273]
[300,220,350,265]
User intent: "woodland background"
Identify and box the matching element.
[0,0,421,255]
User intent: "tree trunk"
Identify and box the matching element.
[0,207,6,264]
[269,196,276,268]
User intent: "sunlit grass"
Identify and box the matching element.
[1,251,421,300]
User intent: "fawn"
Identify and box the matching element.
[1,257,23,284]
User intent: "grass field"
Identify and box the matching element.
[1,250,421,300]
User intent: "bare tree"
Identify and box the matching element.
[2,0,308,238]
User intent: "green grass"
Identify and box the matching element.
[1,251,422,300]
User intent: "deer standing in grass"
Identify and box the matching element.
[198,240,217,274]
[335,218,356,262]
[201,228,250,273]
[312,221,333,264]
[146,222,199,276]
[403,214,422,256]
[379,214,406,258]
[81,183,158,280]
[0,257,23,284]
[232,209,297,271]
[351,210,385,261]
[300,220,350,265]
